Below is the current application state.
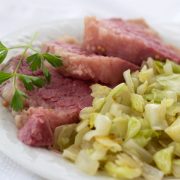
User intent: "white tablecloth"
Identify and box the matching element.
[0,0,180,179]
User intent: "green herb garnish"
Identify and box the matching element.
[0,34,63,111]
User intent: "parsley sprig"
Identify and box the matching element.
[0,35,63,111]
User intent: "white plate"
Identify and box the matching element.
[0,18,180,180]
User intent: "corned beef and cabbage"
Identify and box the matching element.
[0,17,180,179]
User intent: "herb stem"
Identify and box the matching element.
[8,45,28,50]
[28,46,40,53]
[13,47,29,90]
[0,32,62,111]
[12,33,38,90]
[8,46,40,56]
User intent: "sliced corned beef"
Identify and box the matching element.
[83,17,180,65]
[43,41,138,85]
[18,107,79,146]
[18,107,54,147]
[26,65,92,110]
[0,56,92,147]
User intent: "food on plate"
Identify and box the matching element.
[0,17,180,179]
[0,56,92,146]
[42,41,138,85]
[57,59,180,179]
[83,17,180,65]
[0,39,63,111]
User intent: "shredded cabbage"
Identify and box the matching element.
[145,103,168,130]
[131,93,145,113]
[153,146,174,174]
[126,117,141,140]
[91,141,107,160]
[163,60,173,75]
[95,136,122,153]
[110,116,128,138]
[54,59,180,179]
[90,84,111,98]
[138,67,154,83]
[62,144,80,162]
[53,124,77,151]
[75,150,99,175]
[142,163,164,180]
[105,160,142,179]
[172,159,180,178]
[123,69,135,93]
[156,74,180,95]
[170,142,180,157]
[165,117,180,143]
[134,129,158,147]
[123,139,153,163]
[83,114,111,141]
[137,80,148,95]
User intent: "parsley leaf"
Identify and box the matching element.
[43,53,63,67]
[19,74,45,90]
[30,76,45,88]
[18,75,34,90]
[0,71,13,84]
[11,89,27,111]
[0,37,64,112]
[27,53,41,71]
[43,67,51,82]
[0,42,8,63]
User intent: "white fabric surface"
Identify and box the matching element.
[0,0,180,179]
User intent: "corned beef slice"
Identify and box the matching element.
[18,107,79,146]
[18,108,54,147]
[83,17,180,65]
[26,66,92,110]
[19,68,92,147]
[18,69,92,147]
[1,57,92,147]
[43,41,138,85]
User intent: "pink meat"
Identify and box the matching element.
[43,41,138,85]
[18,68,92,147]
[19,68,92,146]
[26,66,92,110]
[18,108,54,146]
[83,17,180,65]
[0,56,92,147]
[18,107,79,146]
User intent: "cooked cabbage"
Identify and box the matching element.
[134,129,158,147]
[123,139,153,163]
[126,117,141,140]
[91,141,107,161]
[53,124,77,151]
[142,163,164,180]
[172,159,180,178]
[105,161,142,179]
[163,60,173,75]
[75,150,99,175]
[165,117,180,142]
[137,80,148,95]
[95,136,122,153]
[131,93,145,112]
[62,144,80,162]
[90,84,111,98]
[145,103,168,130]
[138,67,154,83]
[83,114,111,141]
[123,70,135,93]
[110,116,128,138]
[54,59,180,179]
[157,74,180,95]
[170,142,180,157]
[153,146,174,174]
